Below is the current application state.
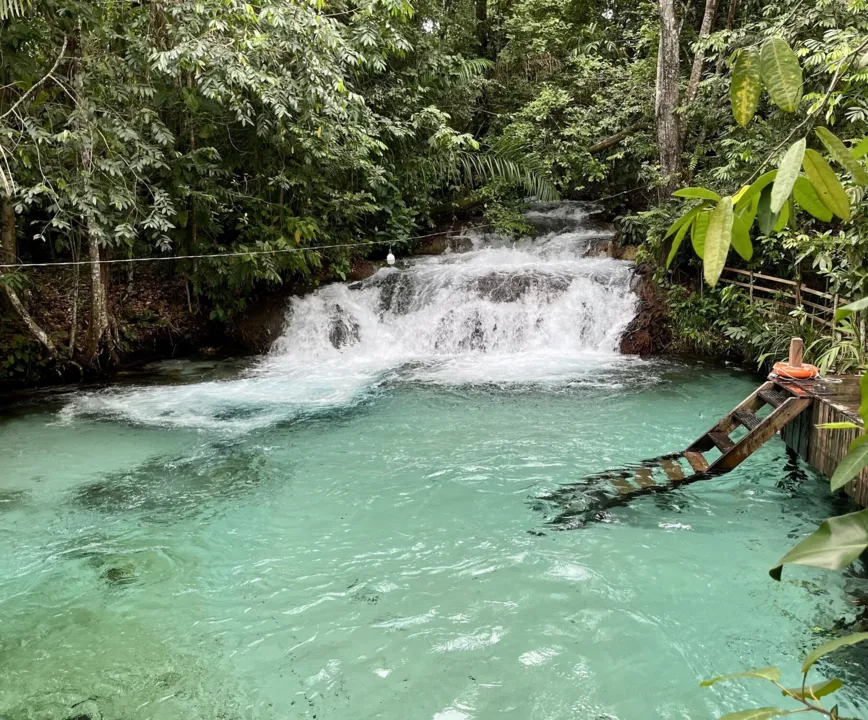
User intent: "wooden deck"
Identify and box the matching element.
[777,375,868,505]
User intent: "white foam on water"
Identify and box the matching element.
[61,204,638,431]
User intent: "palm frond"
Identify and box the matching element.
[0,0,28,20]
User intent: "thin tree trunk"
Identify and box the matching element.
[1,200,57,358]
[684,0,720,107]
[84,230,111,363]
[475,0,488,57]
[656,0,683,198]
[726,0,739,29]
[73,26,113,365]
[587,122,645,154]
[68,234,80,357]
[1,199,15,265]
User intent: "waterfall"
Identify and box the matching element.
[62,203,638,431]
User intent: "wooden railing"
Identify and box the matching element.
[719,267,849,328]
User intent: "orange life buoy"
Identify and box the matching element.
[773,361,819,379]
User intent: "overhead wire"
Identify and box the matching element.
[0,226,492,269]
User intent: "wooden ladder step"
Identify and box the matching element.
[758,388,789,407]
[733,409,761,430]
[708,431,735,453]
[683,451,709,472]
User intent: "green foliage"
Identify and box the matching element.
[731,49,763,128]
[771,140,806,215]
[701,635,868,719]
[704,197,734,287]
[760,38,804,113]
[769,508,868,579]
[802,150,851,221]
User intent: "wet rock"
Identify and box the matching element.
[411,233,473,256]
[347,259,378,282]
[0,488,28,511]
[228,293,290,353]
[327,305,361,349]
[64,699,102,720]
[370,271,416,315]
[100,565,136,586]
[468,272,570,303]
[584,239,638,260]
[619,271,670,356]
[351,589,380,605]
[434,310,488,352]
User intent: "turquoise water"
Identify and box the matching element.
[2,210,867,719]
[1,360,866,720]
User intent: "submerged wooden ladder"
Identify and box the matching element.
[541,339,816,528]
[681,379,812,474]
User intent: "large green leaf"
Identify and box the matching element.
[770,508,868,580]
[830,437,868,491]
[760,37,803,112]
[835,297,868,323]
[773,199,789,232]
[704,197,734,287]
[816,127,868,185]
[802,632,868,673]
[803,149,851,220]
[736,170,777,211]
[666,217,692,268]
[737,192,760,229]
[692,210,711,258]
[701,667,781,686]
[859,374,868,426]
[731,48,763,127]
[793,176,833,222]
[664,204,705,240]
[853,137,868,159]
[731,216,753,260]
[771,138,805,213]
[674,187,721,201]
[782,678,842,701]
[757,186,779,234]
[718,708,796,720]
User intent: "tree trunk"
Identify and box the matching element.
[1,200,57,358]
[684,0,720,107]
[83,230,111,363]
[656,0,683,198]
[1,200,15,265]
[73,27,114,366]
[587,122,646,154]
[726,0,739,29]
[475,0,488,57]
[68,234,80,357]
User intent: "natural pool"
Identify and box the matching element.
[2,207,867,719]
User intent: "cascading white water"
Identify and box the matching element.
[62,203,638,430]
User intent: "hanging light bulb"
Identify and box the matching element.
[386,246,396,266]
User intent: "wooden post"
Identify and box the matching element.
[788,337,804,368]
[749,270,754,302]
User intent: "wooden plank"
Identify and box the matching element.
[801,298,834,314]
[686,382,774,452]
[752,272,798,286]
[709,431,735,453]
[660,458,685,482]
[709,397,812,473]
[683,451,709,472]
[719,279,797,299]
[734,409,760,430]
[759,388,789,407]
